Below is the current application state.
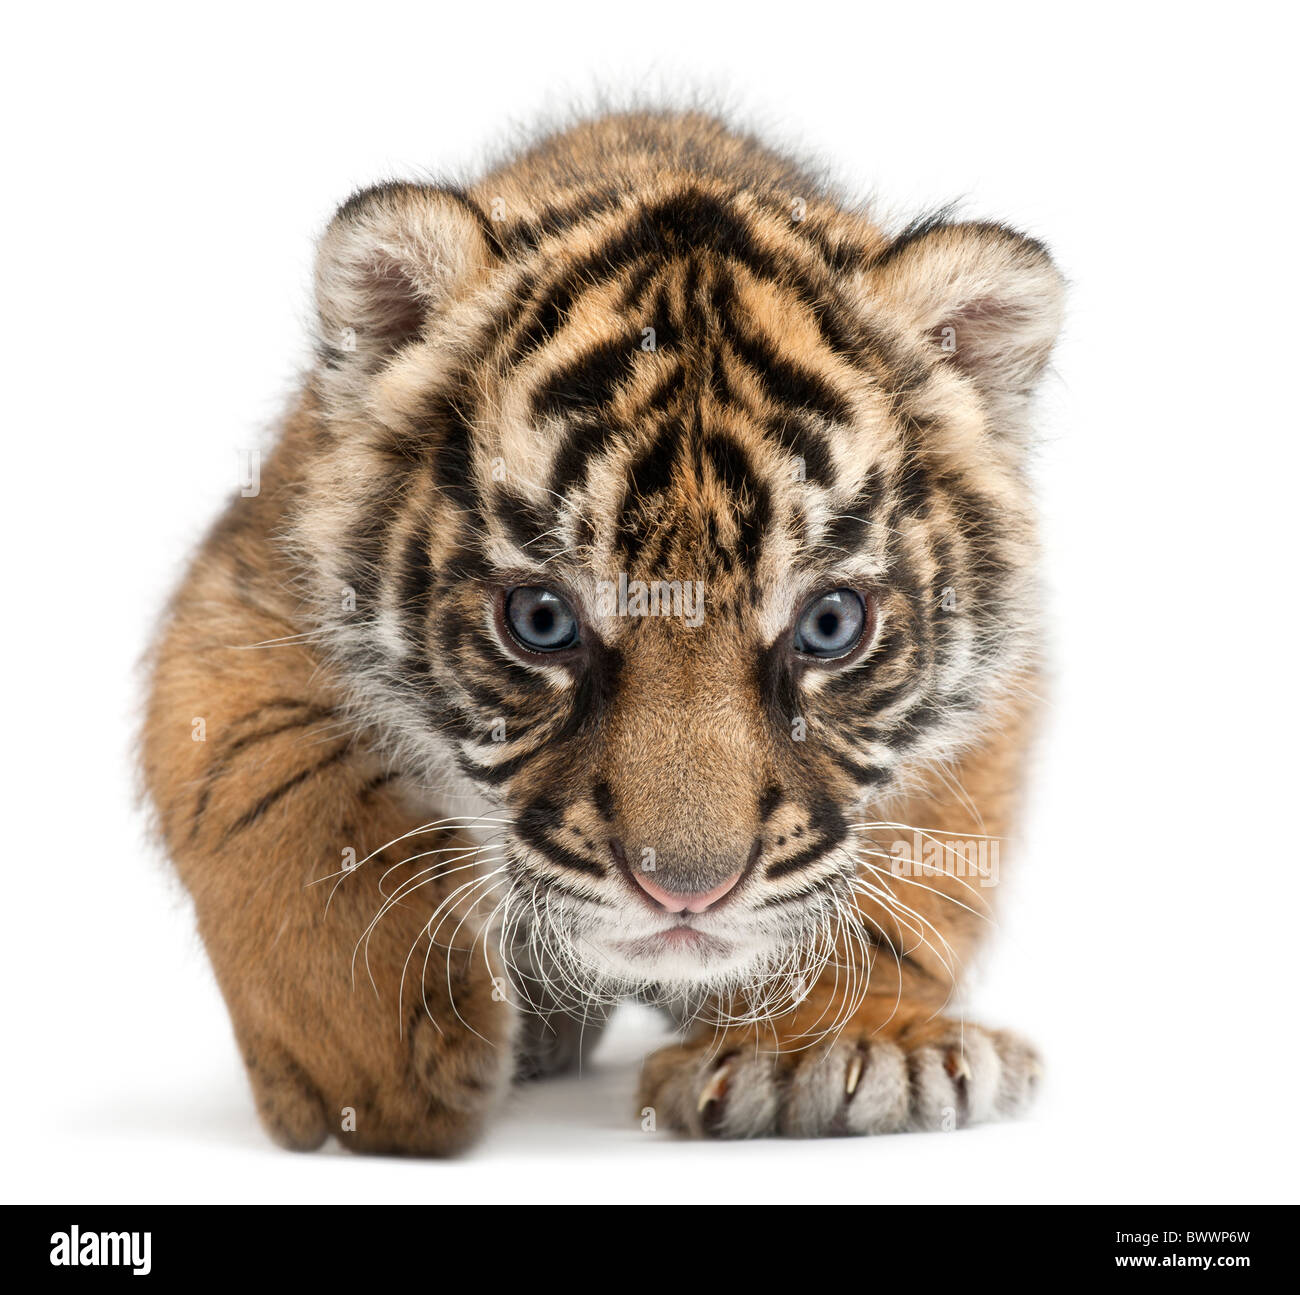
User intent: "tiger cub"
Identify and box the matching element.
[141,110,1063,1152]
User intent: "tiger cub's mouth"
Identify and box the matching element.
[616,925,732,961]
[598,844,762,973]
[508,837,846,993]
[579,922,772,985]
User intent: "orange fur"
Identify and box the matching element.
[141,110,1062,1149]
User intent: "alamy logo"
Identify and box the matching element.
[50,1226,152,1276]
[888,831,1000,887]
[594,573,705,627]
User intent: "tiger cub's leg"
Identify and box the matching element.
[640,721,1039,1139]
[640,917,1038,1142]
[639,997,1040,1139]
[510,945,615,1081]
[144,583,515,1154]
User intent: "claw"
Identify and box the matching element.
[697,1062,731,1112]
[946,1049,973,1082]
[845,1052,864,1097]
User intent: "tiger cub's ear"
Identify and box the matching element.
[866,220,1065,431]
[314,183,493,371]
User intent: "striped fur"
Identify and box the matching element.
[142,110,1063,1150]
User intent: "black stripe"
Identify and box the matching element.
[616,422,683,565]
[829,750,893,786]
[456,743,547,787]
[491,485,554,555]
[413,384,481,515]
[532,332,644,418]
[190,707,336,840]
[721,316,852,426]
[497,186,629,254]
[702,434,772,573]
[340,468,413,610]
[515,796,606,878]
[499,189,854,372]
[397,528,434,646]
[221,745,351,843]
[547,413,622,499]
[764,834,837,881]
[592,782,616,821]
[820,476,878,554]
[883,702,945,752]
[358,771,400,802]
[758,784,785,821]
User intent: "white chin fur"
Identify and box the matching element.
[571,932,772,989]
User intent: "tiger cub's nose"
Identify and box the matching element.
[631,869,742,914]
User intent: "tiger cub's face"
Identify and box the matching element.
[295,180,1063,1001]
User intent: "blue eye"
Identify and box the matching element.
[793,589,867,659]
[504,587,580,652]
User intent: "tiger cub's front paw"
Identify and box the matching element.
[639,1019,1041,1139]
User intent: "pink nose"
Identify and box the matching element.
[631,869,742,914]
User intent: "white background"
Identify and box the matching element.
[3,1,1296,1205]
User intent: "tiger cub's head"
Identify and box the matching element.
[293,150,1063,1005]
